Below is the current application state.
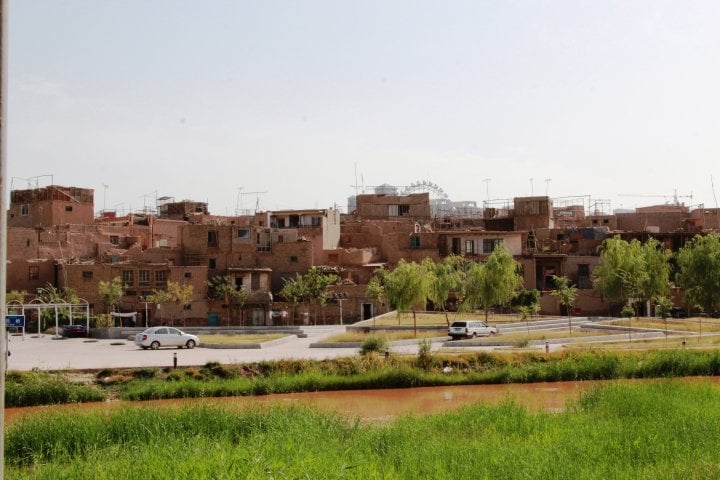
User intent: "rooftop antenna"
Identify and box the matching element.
[545,178,551,196]
[238,190,268,214]
[354,163,359,196]
[235,187,242,215]
[482,178,491,202]
[530,177,534,196]
[712,175,720,229]
[102,183,109,213]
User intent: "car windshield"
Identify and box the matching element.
[450,322,467,327]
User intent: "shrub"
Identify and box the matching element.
[93,314,114,329]
[417,339,433,371]
[132,368,159,380]
[360,336,388,356]
[201,361,236,379]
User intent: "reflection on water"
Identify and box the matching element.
[7,377,719,425]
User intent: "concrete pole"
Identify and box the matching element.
[0,0,9,473]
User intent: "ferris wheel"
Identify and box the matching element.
[401,180,454,216]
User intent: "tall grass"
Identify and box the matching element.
[9,349,720,407]
[5,372,106,407]
[117,349,720,402]
[7,381,720,479]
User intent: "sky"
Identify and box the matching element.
[8,1,720,215]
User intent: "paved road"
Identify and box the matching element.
[6,326,363,371]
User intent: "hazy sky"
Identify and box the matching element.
[9,1,720,215]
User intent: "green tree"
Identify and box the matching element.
[207,275,248,326]
[169,281,194,327]
[677,233,720,316]
[303,267,339,325]
[461,247,522,322]
[550,275,579,334]
[280,273,308,325]
[98,276,124,313]
[593,236,646,316]
[654,294,673,339]
[638,237,672,311]
[425,256,462,326]
[6,290,28,306]
[384,259,430,336]
[365,268,387,325]
[148,289,174,326]
[36,283,80,328]
[512,289,540,335]
[594,236,672,318]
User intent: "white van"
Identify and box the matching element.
[448,320,497,340]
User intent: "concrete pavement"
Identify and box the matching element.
[6,326,360,371]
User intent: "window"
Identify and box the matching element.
[21,204,29,216]
[65,206,73,212]
[389,205,398,216]
[138,270,151,287]
[398,205,410,216]
[208,258,216,269]
[122,270,134,287]
[183,303,192,311]
[29,265,39,280]
[483,238,503,253]
[311,216,322,226]
[251,273,260,290]
[109,235,119,245]
[235,277,243,289]
[410,236,421,249]
[82,271,93,279]
[290,256,298,262]
[155,270,167,287]
[184,272,192,279]
[237,229,250,239]
[578,264,591,289]
[603,219,609,225]
[465,239,475,255]
[207,230,219,247]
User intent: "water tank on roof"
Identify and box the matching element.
[347,195,357,213]
[374,184,398,195]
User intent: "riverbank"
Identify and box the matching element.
[8,348,720,407]
[6,380,720,479]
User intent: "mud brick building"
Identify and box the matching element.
[6,180,718,324]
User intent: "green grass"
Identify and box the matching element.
[370,311,516,326]
[112,349,720,402]
[9,349,720,407]
[7,381,720,478]
[198,333,288,344]
[324,330,443,342]
[5,371,106,407]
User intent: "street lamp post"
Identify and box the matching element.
[139,296,151,328]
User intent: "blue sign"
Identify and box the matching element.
[5,315,25,328]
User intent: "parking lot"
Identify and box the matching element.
[6,326,360,371]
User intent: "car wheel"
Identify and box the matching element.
[186,339,196,349]
[472,332,477,338]
[141,346,147,350]
[150,341,160,350]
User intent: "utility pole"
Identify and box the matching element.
[1,0,9,473]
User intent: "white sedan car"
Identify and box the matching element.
[135,327,199,350]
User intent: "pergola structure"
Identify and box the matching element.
[6,298,90,338]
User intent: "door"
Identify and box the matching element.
[362,303,373,320]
